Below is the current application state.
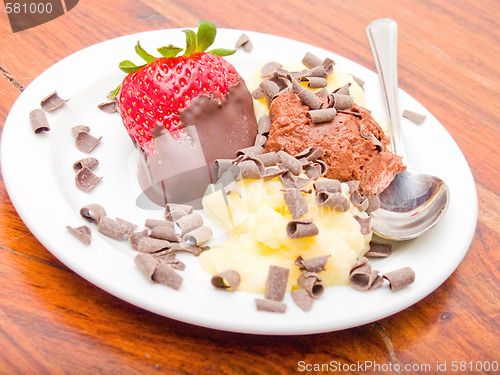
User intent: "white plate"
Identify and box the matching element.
[1,29,477,335]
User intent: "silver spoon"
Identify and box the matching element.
[366,18,450,240]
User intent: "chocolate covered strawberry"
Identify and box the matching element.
[113,21,239,154]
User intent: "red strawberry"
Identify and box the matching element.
[113,21,239,154]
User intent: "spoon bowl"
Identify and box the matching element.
[366,19,450,240]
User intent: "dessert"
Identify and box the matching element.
[113,21,258,208]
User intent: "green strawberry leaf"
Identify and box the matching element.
[196,20,216,52]
[157,44,183,58]
[182,29,198,56]
[119,60,146,73]
[135,41,156,64]
[208,48,236,57]
[108,84,121,99]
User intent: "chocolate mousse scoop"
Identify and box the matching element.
[137,78,258,209]
[265,90,405,195]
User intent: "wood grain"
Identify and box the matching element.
[0,0,498,373]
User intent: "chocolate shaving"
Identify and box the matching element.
[350,190,369,211]
[71,125,90,138]
[383,267,415,291]
[66,225,92,245]
[129,229,149,251]
[403,109,426,125]
[257,151,280,167]
[145,218,174,230]
[97,100,117,113]
[277,151,302,176]
[237,158,265,179]
[360,124,384,151]
[315,88,329,98]
[287,219,318,239]
[138,237,171,253]
[298,271,324,298]
[261,62,283,78]
[349,257,384,291]
[257,115,272,135]
[236,145,265,158]
[305,161,327,179]
[366,194,381,212]
[182,226,213,246]
[304,77,328,89]
[338,109,362,119]
[234,33,253,52]
[264,265,290,301]
[251,87,265,100]
[262,167,286,181]
[351,75,365,89]
[316,191,350,212]
[294,255,329,272]
[334,83,351,95]
[366,241,392,258]
[169,242,209,257]
[298,88,323,110]
[289,69,310,81]
[80,203,106,224]
[75,167,102,192]
[152,262,183,290]
[116,218,138,235]
[29,109,50,133]
[150,224,180,242]
[254,134,267,148]
[134,253,160,280]
[346,180,360,193]
[295,146,324,161]
[308,65,328,78]
[260,80,280,100]
[211,270,241,291]
[283,188,308,219]
[321,58,335,75]
[97,216,128,241]
[328,93,354,110]
[301,52,323,69]
[175,213,203,236]
[164,203,193,221]
[75,131,102,153]
[291,289,314,311]
[255,298,287,313]
[308,107,337,124]
[313,179,341,193]
[354,215,372,235]
[73,157,99,172]
[40,91,69,112]
[159,254,186,271]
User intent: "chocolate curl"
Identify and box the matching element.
[254,134,267,148]
[237,157,265,179]
[29,109,50,133]
[40,91,69,112]
[351,75,365,90]
[66,225,92,245]
[294,255,330,273]
[71,125,90,138]
[277,151,303,176]
[302,51,323,69]
[346,180,360,193]
[383,267,415,291]
[150,224,181,242]
[211,270,241,291]
[350,190,369,211]
[261,62,283,78]
[138,237,171,253]
[295,146,324,162]
[164,203,193,221]
[129,229,149,251]
[316,191,350,212]
[334,83,351,95]
[291,289,314,311]
[134,254,160,281]
[97,100,117,113]
[257,115,271,135]
[304,77,328,89]
[313,179,341,194]
[97,216,128,241]
[73,157,99,172]
[260,79,280,100]
[264,265,290,301]
[182,226,213,246]
[257,152,280,167]
[175,213,203,236]
[308,107,337,124]
[354,216,372,235]
[75,131,102,153]
[321,58,335,75]
[286,219,319,239]
[283,188,308,219]
[116,218,138,235]
[308,65,328,78]
[251,86,265,100]
[262,167,286,181]
[236,145,265,158]
[366,241,392,258]
[75,167,102,192]
[298,271,324,298]
[152,262,183,290]
[366,194,381,212]
[80,203,106,224]
[298,88,323,110]
[328,93,354,110]
[349,257,384,291]
[304,161,327,179]
[315,88,329,99]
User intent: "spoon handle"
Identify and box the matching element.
[366,18,407,163]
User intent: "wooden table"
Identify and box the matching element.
[0,0,498,373]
